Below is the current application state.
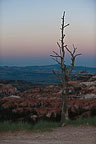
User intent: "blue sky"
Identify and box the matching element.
[0,0,96,67]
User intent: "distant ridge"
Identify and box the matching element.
[0,65,96,84]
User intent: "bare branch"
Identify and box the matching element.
[64,23,70,28]
[72,45,82,57]
[75,53,82,57]
[64,44,82,74]
[68,54,82,74]
[52,51,61,57]
[64,44,67,47]
[51,57,61,65]
[70,71,87,80]
[57,42,61,48]
[50,55,60,58]
[65,45,72,55]
[65,45,81,57]
[63,11,65,17]
[73,44,77,55]
[57,42,61,55]
[53,70,62,82]
[63,34,65,38]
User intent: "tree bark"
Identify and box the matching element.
[50,11,81,124]
[61,84,69,123]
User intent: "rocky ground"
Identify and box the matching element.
[0,74,96,121]
[0,126,96,144]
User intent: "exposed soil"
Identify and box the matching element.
[0,126,96,144]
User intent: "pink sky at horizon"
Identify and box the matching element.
[0,0,96,67]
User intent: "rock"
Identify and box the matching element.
[0,96,96,122]
[88,75,96,81]
[46,112,52,118]
[0,74,96,122]
[30,115,38,121]
[81,94,96,99]
[80,81,96,87]
[8,95,20,98]
[0,83,19,97]
[78,111,91,118]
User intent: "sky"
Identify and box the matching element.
[0,0,96,67]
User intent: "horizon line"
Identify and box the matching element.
[0,64,96,69]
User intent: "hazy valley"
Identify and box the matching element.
[0,65,96,85]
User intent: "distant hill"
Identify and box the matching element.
[0,80,42,92]
[0,65,96,84]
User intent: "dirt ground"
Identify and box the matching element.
[0,126,96,144]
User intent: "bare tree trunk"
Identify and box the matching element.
[61,83,69,123]
[50,11,82,124]
[64,87,69,120]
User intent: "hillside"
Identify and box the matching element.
[0,65,96,85]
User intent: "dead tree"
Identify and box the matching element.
[50,11,82,123]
